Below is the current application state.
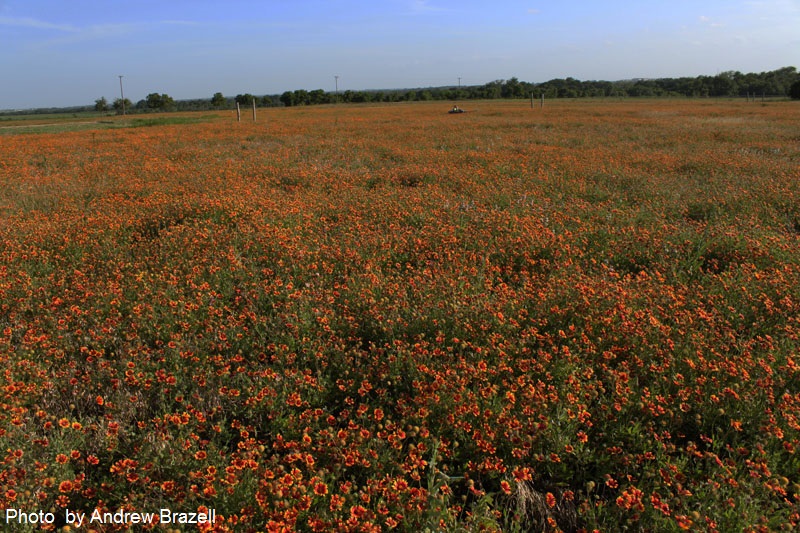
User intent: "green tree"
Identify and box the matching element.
[112,97,132,114]
[349,91,371,103]
[292,89,309,105]
[162,94,175,110]
[279,91,295,107]
[235,93,255,105]
[211,92,226,108]
[308,89,327,105]
[146,93,175,111]
[94,97,109,112]
[501,77,524,98]
[480,80,503,99]
[145,93,160,109]
[790,80,800,100]
[710,72,736,96]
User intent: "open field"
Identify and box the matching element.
[0,113,224,135]
[1,99,799,531]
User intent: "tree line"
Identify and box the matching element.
[271,67,799,106]
[190,67,800,110]
[3,66,797,116]
[152,66,800,111]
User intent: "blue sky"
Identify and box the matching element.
[1,0,798,109]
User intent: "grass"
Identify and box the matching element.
[0,112,223,135]
[0,99,799,532]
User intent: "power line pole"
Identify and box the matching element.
[118,75,126,115]
[334,75,339,103]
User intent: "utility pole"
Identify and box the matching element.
[458,77,461,88]
[334,75,339,103]
[118,75,126,115]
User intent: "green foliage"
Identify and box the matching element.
[94,97,109,112]
[791,80,800,100]
[1,100,800,530]
[4,66,797,118]
[279,90,295,107]
[112,97,131,114]
[235,93,255,105]
[211,92,226,108]
[274,66,799,108]
[145,92,176,111]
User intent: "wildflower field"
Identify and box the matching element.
[1,99,799,532]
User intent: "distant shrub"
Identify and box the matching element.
[790,80,800,100]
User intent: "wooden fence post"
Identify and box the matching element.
[236,102,241,122]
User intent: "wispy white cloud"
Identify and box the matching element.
[0,13,204,52]
[698,15,724,27]
[527,8,541,15]
[158,20,200,27]
[699,15,724,28]
[17,19,202,48]
[0,15,77,32]
[409,0,443,14]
